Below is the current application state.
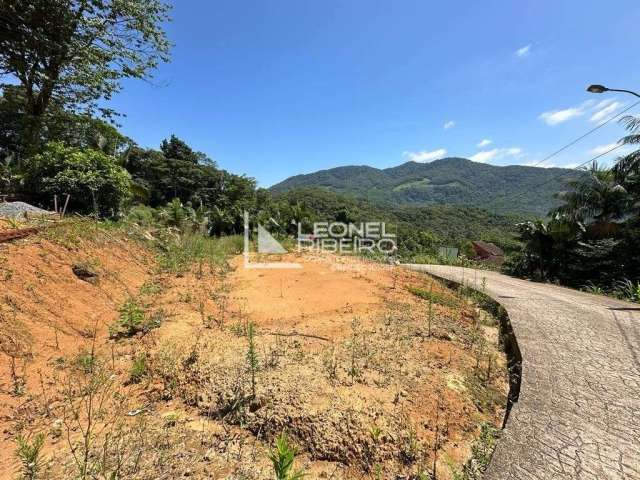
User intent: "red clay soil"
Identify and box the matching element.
[0,233,507,479]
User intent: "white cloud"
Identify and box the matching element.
[589,143,621,155]
[539,99,625,126]
[590,101,622,123]
[470,147,523,164]
[470,149,500,163]
[477,139,492,148]
[403,148,447,163]
[515,45,531,57]
[539,105,587,125]
[443,120,455,130]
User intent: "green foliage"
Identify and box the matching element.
[129,355,147,384]
[268,187,525,255]
[505,148,640,296]
[15,433,46,480]
[74,351,98,373]
[270,158,583,216]
[125,139,257,234]
[156,232,243,274]
[0,0,170,153]
[110,298,159,339]
[470,423,500,471]
[407,286,460,308]
[24,142,131,216]
[246,322,259,398]
[269,433,305,480]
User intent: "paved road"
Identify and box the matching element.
[404,265,640,480]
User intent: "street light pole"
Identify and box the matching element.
[587,84,640,98]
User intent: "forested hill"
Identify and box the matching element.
[270,157,583,216]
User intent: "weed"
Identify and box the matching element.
[74,351,98,373]
[230,321,247,336]
[399,426,420,465]
[369,424,383,443]
[110,298,160,339]
[15,433,46,480]
[246,322,259,398]
[408,286,459,309]
[158,233,243,274]
[322,346,339,382]
[450,422,500,479]
[582,281,604,295]
[140,279,163,296]
[427,281,434,337]
[128,355,147,384]
[470,423,499,470]
[612,278,640,302]
[346,318,370,383]
[269,433,305,480]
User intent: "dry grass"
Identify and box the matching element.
[1,226,508,480]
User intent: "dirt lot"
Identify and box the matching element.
[0,224,507,479]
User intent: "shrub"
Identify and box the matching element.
[24,142,131,217]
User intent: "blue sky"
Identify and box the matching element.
[111,0,640,187]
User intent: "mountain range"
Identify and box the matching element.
[270,158,582,216]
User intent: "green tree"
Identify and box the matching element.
[552,162,631,237]
[614,116,640,205]
[24,142,131,216]
[0,86,133,164]
[0,0,171,153]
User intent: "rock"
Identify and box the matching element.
[72,263,98,283]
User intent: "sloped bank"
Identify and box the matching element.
[403,264,522,478]
[403,264,640,480]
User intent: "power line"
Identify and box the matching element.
[528,100,640,168]
[493,143,626,209]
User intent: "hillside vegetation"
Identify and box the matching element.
[271,188,528,253]
[270,158,583,216]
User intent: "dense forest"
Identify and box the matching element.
[270,158,584,216]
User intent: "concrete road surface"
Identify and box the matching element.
[404,264,640,480]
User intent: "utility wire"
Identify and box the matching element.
[528,100,640,168]
[492,143,625,209]
[487,100,640,211]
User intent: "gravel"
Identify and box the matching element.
[0,201,54,219]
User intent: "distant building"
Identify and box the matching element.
[471,241,504,263]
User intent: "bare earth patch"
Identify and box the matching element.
[0,231,507,479]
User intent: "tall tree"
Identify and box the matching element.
[0,0,171,153]
[614,116,640,202]
[552,162,631,234]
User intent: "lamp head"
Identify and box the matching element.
[587,84,608,94]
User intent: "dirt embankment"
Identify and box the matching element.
[0,226,507,479]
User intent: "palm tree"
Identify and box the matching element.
[611,116,640,214]
[614,116,640,182]
[554,162,630,221]
[553,162,631,237]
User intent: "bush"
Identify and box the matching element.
[109,298,160,339]
[24,142,131,217]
